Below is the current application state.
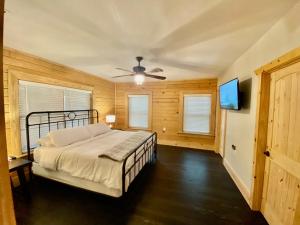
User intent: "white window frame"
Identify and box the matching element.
[179,91,216,136]
[18,80,92,152]
[126,92,152,130]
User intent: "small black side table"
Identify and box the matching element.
[9,158,32,196]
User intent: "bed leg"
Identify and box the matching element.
[121,173,125,197]
[155,144,158,160]
[121,157,128,197]
[154,133,158,161]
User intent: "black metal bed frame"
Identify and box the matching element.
[26,109,157,196]
[26,109,99,160]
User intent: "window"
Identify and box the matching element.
[19,81,91,152]
[181,93,213,134]
[64,89,91,110]
[127,94,150,129]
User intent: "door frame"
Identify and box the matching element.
[0,1,17,224]
[250,46,300,210]
[218,109,227,158]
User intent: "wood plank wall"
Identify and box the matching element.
[0,4,17,224]
[116,79,219,151]
[3,48,115,157]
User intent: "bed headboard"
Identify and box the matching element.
[25,109,99,160]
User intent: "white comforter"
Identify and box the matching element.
[34,130,152,190]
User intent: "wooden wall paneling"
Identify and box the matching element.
[115,79,218,151]
[0,3,17,225]
[294,196,300,225]
[3,48,115,157]
[7,72,20,157]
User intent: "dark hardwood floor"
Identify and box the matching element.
[14,145,268,225]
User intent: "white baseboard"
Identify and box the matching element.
[223,158,251,207]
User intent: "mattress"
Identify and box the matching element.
[33,130,153,196]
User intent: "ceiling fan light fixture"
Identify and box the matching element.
[112,56,166,82]
[134,74,145,85]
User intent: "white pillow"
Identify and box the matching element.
[86,123,111,137]
[37,136,54,147]
[49,126,91,147]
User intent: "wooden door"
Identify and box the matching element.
[261,61,300,225]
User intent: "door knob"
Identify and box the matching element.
[264,151,270,157]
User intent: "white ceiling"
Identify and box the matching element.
[4,0,299,82]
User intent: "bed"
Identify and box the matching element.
[26,109,157,197]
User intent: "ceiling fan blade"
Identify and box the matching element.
[115,68,133,73]
[144,73,166,80]
[112,74,135,78]
[149,68,164,73]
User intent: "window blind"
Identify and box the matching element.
[19,85,28,151]
[64,89,91,128]
[183,94,211,134]
[128,95,149,129]
[64,89,91,110]
[19,81,91,152]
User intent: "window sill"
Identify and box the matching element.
[177,132,215,138]
[126,127,152,132]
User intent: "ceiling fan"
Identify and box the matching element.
[112,56,166,85]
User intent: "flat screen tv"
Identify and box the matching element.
[219,78,240,110]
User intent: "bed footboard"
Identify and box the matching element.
[121,132,157,196]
